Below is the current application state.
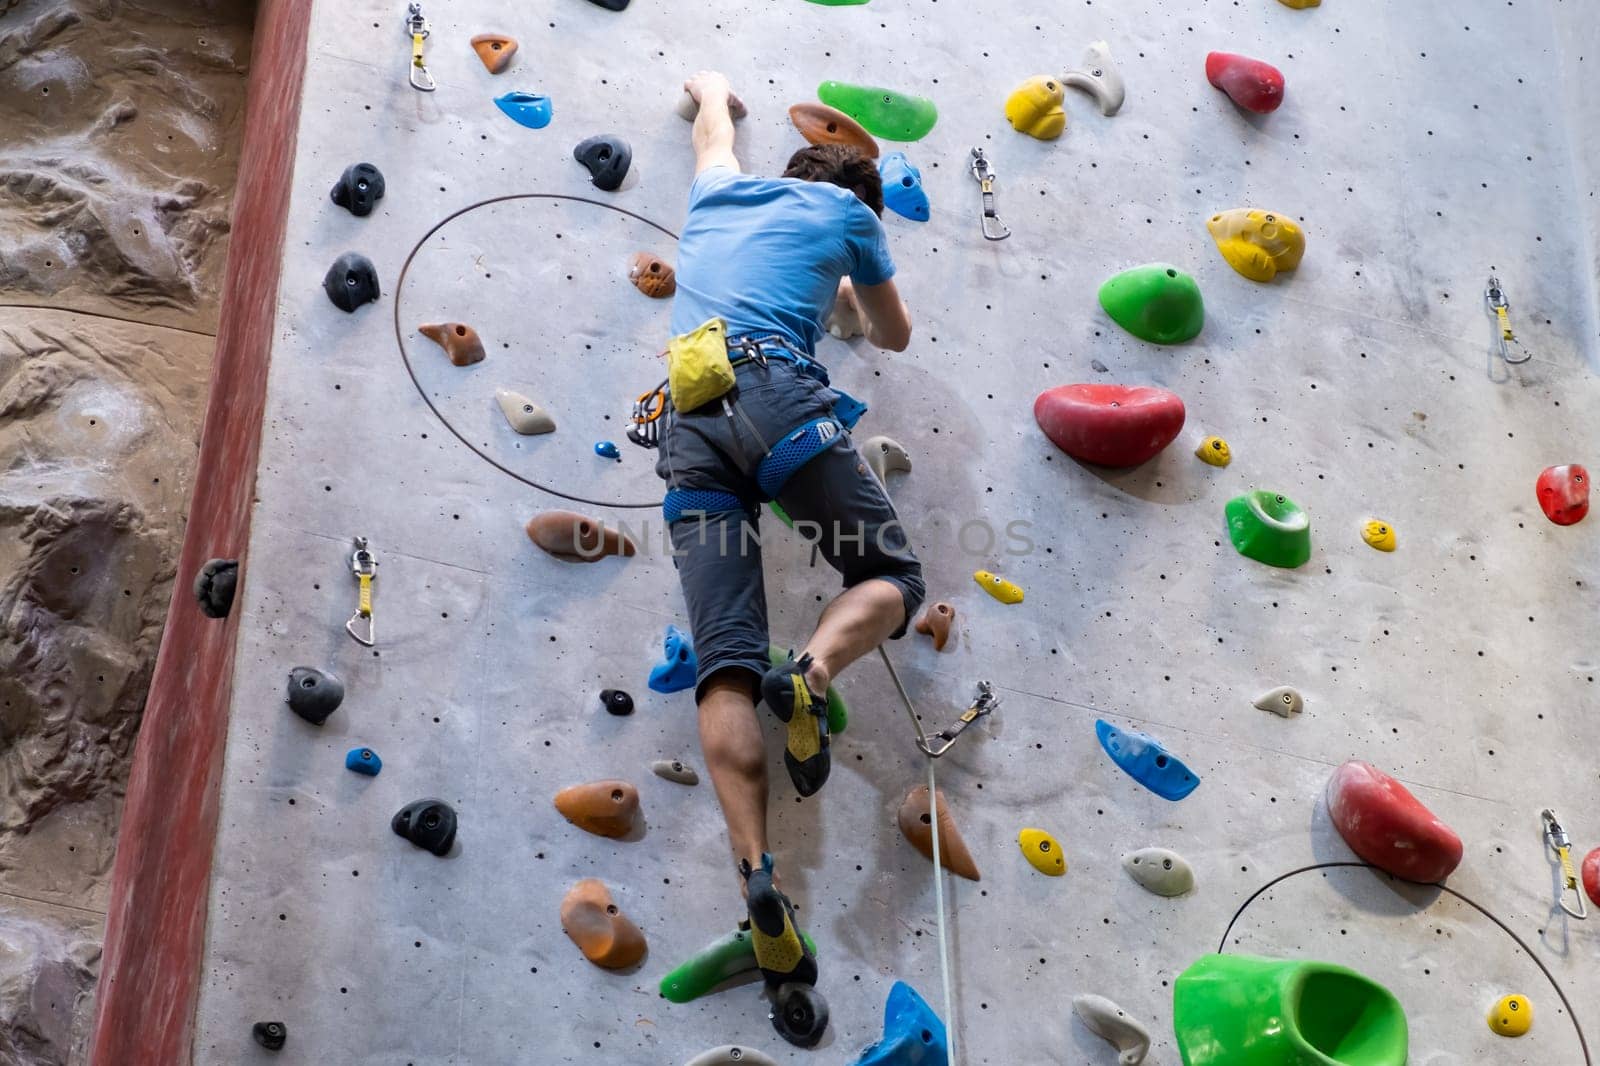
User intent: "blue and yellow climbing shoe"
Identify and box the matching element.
[761,652,830,796]
[741,854,818,990]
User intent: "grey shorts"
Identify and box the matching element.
[655,358,925,700]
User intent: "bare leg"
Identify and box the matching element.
[697,669,768,893]
[799,578,907,693]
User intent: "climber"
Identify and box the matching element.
[658,70,924,989]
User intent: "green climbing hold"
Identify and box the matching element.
[816,81,937,142]
[1174,954,1408,1066]
[767,645,847,735]
[659,927,820,1004]
[769,500,794,528]
[806,0,869,4]
[1226,490,1311,569]
[1097,263,1205,344]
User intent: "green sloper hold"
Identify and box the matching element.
[768,645,847,734]
[1226,490,1311,569]
[1098,263,1205,344]
[806,0,870,4]
[817,81,937,142]
[659,927,820,1003]
[1174,954,1408,1066]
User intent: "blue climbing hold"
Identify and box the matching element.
[852,981,948,1066]
[1094,719,1200,801]
[649,624,698,694]
[345,747,382,777]
[879,153,930,222]
[494,91,553,130]
[595,440,621,460]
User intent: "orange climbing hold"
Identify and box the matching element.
[561,879,647,969]
[470,33,517,74]
[897,785,980,881]
[525,511,638,562]
[553,780,640,838]
[418,322,486,367]
[914,602,955,652]
[629,252,676,298]
[788,102,880,158]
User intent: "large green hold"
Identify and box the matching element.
[768,645,847,734]
[1174,954,1408,1066]
[659,927,820,1004]
[817,81,937,141]
[1098,262,1205,344]
[1226,490,1311,568]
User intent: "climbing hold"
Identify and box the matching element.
[251,1021,287,1051]
[418,322,487,367]
[601,689,634,716]
[826,292,863,339]
[1537,464,1589,525]
[974,570,1023,604]
[1584,848,1600,908]
[495,389,556,435]
[1062,41,1125,117]
[878,152,929,222]
[771,983,830,1049]
[1095,719,1200,801]
[285,666,343,726]
[851,981,947,1066]
[651,625,698,693]
[677,89,748,122]
[192,557,238,618]
[322,252,379,312]
[471,33,517,74]
[525,510,638,562]
[391,798,457,856]
[651,759,700,785]
[1488,995,1532,1037]
[329,162,385,217]
[573,134,632,191]
[344,747,382,776]
[1326,760,1462,883]
[913,602,955,652]
[861,435,912,486]
[561,878,647,969]
[1098,263,1204,344]
[684,1049,779,1066]
[1195,436,1232,467]
[1278,0,1320,8]
[1121,847,1194,896]
[660,926,819,1004]
[1205,52,1286,114]
[787,103,880,158]
[1018,828,1066,876]
[1072,994,1149,1065]
[1033,383,1186,468]
[1225,490,1312,569]
[629,252,676,298]
[1252,686,1303,718]
[585,0,629,9]
[804,0,869,5]
[1004,76,1067,140]
[765,645,848,736]
[1207,209,1305,283]
[1174,954,1408,1066]
[816,81,938,142]
[594,441,621,460]
[553,780,639,838]
[897,785,980,881]
[1362,520,1397,552]
[493,91,553,129]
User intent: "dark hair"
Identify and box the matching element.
[782,144,884,218]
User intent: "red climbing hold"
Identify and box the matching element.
[1205,52,1285,114]
[1582,847,1600,909]
[1537,464,1589,526]
[1033,384,1186,468]
[1326,760,1463,883]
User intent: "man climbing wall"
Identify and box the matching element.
[655,69,925,1017]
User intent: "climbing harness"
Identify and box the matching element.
[345,536,378,647]
[969,148,1010,242]
[1485,276,1532,364]
[405,2,436,92]
[1542,808,1588,920]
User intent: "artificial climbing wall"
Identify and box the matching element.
[188,0,1600,1062]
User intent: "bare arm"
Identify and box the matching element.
[685,71,740,175]
[838,277,912,352]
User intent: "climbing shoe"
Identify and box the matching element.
[741,854,818,989]
[761,652,830,796]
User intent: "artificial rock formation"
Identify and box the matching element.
[1205,51,1286,113]
[1062,41,1125,116]
[391,799,457,856]
[1018,828,1066,876]
[1584,848,1600,909]
[677,89,748,122]
[573,134,631,191]
[553,780,639,838]
[524,510,637,562]
[1121,847,1194,896]
[1537,464,1589,525]
[1487,995,1532,1038]
[1362,519,1397,552]
[628,252,676,298]
[879,152,930,222]
[650,625,698,693]
[1073,994,1150,1065]
[1033,383,1186,468]
[1207,209,1305,282]
[897,785,980,880]
[914,602,955,651]
[1004,76,1066,140]
[685,1048,779,1066]
[974,570,1023,604]
[495,389,556,434]
[1252,686,1304,718]
[193,557,239,618]
[1326,760,1463,883]
[323,252,380,312]
[787,102,880,158]
[252,1021,287,1050]
[560,879,647,969]
[854,982,947,1066]
[651,759,699,786]
[1095,720,1200,801]
[285,666,343,725]
[861,435,912,486]
[470,33,517,74]
[1226,491,1312,569]
[493,91,553,130]
[344,747,381,776]
[816,81,938,141]
[329,162,385,217]
[600,689,633,716]
[418,322,486,367]
[1098,263,1205,344]
[1195,436,1232,467]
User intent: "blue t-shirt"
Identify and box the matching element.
[671,166,896,354]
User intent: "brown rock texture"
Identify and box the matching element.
[553,780,639,838]
[628,252,676,298]
[897,785,980,881]
[788,102,880,158]
[914,601,955,651]
[560,879,646,969]
[418,322,487,367]
[470,32,516,74]
[525,510,638,562]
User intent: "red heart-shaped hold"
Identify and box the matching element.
[1033,384,1186,467]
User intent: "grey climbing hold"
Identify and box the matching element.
[286,667,344,725]
[861,435,911,487]
[1072,994,1150,1065]
[1062,41,1126,117]
[676,90,748,122]
[193,557,238,618]
[495,389,556,435]
[1091,358,1110,373]
[323,252,379,312]
[573,134,632,191]
[252,1021,288,1051]
[683,1047,778,1066]
[1121,847,1195,897]
[392,798,458,856]
[329,162,385,216]
[651,759,700,786]
[1253,686,1304,718]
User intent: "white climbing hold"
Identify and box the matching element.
[675,91,749,122]
[1253,686,1303,718]
[861,435,911,487]
[1072,994,1150,1065]
[651,758,700,786]
[683,1046,778,1066]
[826,293,864,339]
[1121,847,1195,897]
[496,389,556,435]
[1062,41,1126,117]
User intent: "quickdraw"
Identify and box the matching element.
[405,2,436,92]
[1542,808,1588,920]
[345,536,378,647]
[626,379,668,449]
[1485,276,1532,364]
[969,147,1010,242]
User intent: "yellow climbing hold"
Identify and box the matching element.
[1361,520,1397,552]
[1206,209,1305,283]
[1278,0,1320,7]
[1487,994,1532,1037]
[1018,828,1066,876]
[1004,76,1066,140]
[974,570,1024,604]
[1195,436,1232,467]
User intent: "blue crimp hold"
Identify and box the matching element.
[649,624,698,694]
[879,152,930,222]
[345,747,382,777]
[1094,719,1200,801]
[852,981,948,1066]
[494,91,553,129]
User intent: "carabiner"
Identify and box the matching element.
[969,148,1010,242]
[1542,808,1588,920]
[917,680,1001,758]
[1485,276,1531,364]
[405,2,437,92]
[345,536,378,647]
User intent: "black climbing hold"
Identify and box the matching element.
[285,667,344,725]
[193,557,238,619]
[601,688,634,716]
[771,983,829,1049]
[252,1021,287,1051]
[573,134,632,192]
[585,0,630,9]
[392,798,457,856]
[329,162,386,217]
[322,252,380,312]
